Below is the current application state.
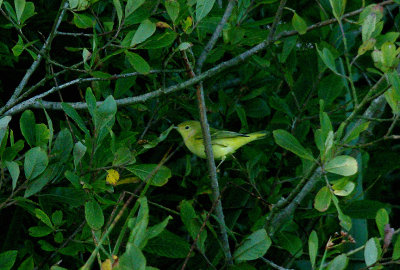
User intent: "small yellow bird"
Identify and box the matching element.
[175,120,268,160]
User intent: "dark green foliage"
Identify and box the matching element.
[0,0,400,269]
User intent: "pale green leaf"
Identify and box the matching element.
[325,155,358,176]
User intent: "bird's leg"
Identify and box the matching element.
[216,156,226,171]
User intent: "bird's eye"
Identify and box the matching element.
[185,126,190,130]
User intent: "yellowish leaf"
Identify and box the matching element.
[106,169,120,186]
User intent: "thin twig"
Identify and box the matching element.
[181,187,227,270]
[196,0,236,73]
[261,257,294,270]
[2,0,68,111]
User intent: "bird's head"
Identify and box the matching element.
[175,121,201,139]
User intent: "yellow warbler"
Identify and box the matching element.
[176,121,268,160]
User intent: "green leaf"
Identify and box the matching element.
[273,129,314,160]
[24,147,48,180]
[34,208,53,229]
[61,103,90,135]
[165,0,179,23]
[329,0,346,19]
[53,129,73,163]
[144,230,191,258]
[126,164,171,186]
[64,170,81,189]
[85,200,104,230]
[279,35,297,63]
[73,141,86,169]
[116,244,146,270]
[115,75,136,98]
[327,254,348,270]
[52,210,63,226]
[112,0,122,26]
[332,179,355,196]
[17,256,34,270]
[234,229,271,262]
[358,38,376,56]
[362,13,376,42]
[14,0,25,22]
[113,147,133,166]
[393,235,400,260]
[142,125,174,149]
[387,71,400,97]
[338,213,352,231]
[180,200,206,252]
[20,2,35,24]
[94,96,117,143]
[308,231,318,269]
[73,13,94,29]
[20,110,36,147]
[125,0,145,18]
[28,226,53,237]
[85,87,97,118]
[318,74,345,105]
[0,116,11,146]
[325,155,358,176]
[317,46,337,74]
[130,19,156,46]
[276,233,303,257]
[376,208,389,238]
[330,193,352,230]
[125,51,150,74]
[292,13,307,35]
[364,237,381,266]
[384,87,400,114]
[24,163,61,198]
[314,186,331,212]
[127,197,149,249]
[344,121,370,143]
[0,250,17,270]
[147,216,172,240]
[381,42,398,68]
[142,31,178,49]
[196,0,215,22]
[5,161,19,190]
[35,123,49,148]
[41,105,54,152]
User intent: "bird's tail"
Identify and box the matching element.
[248,130,269,140]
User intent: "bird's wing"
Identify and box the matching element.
[194,129,249,146]
[210,130,249,139]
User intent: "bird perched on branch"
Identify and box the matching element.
[175,120,268,163]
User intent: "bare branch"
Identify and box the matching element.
[2,70,183,115]
[196,0,236,73]
[2,1,69,111]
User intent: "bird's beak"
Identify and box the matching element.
[173,126,178,130]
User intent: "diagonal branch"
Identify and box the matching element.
[2,0,68,112]
[196,0,236,73]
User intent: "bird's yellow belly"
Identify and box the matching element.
[186,139,236,160]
